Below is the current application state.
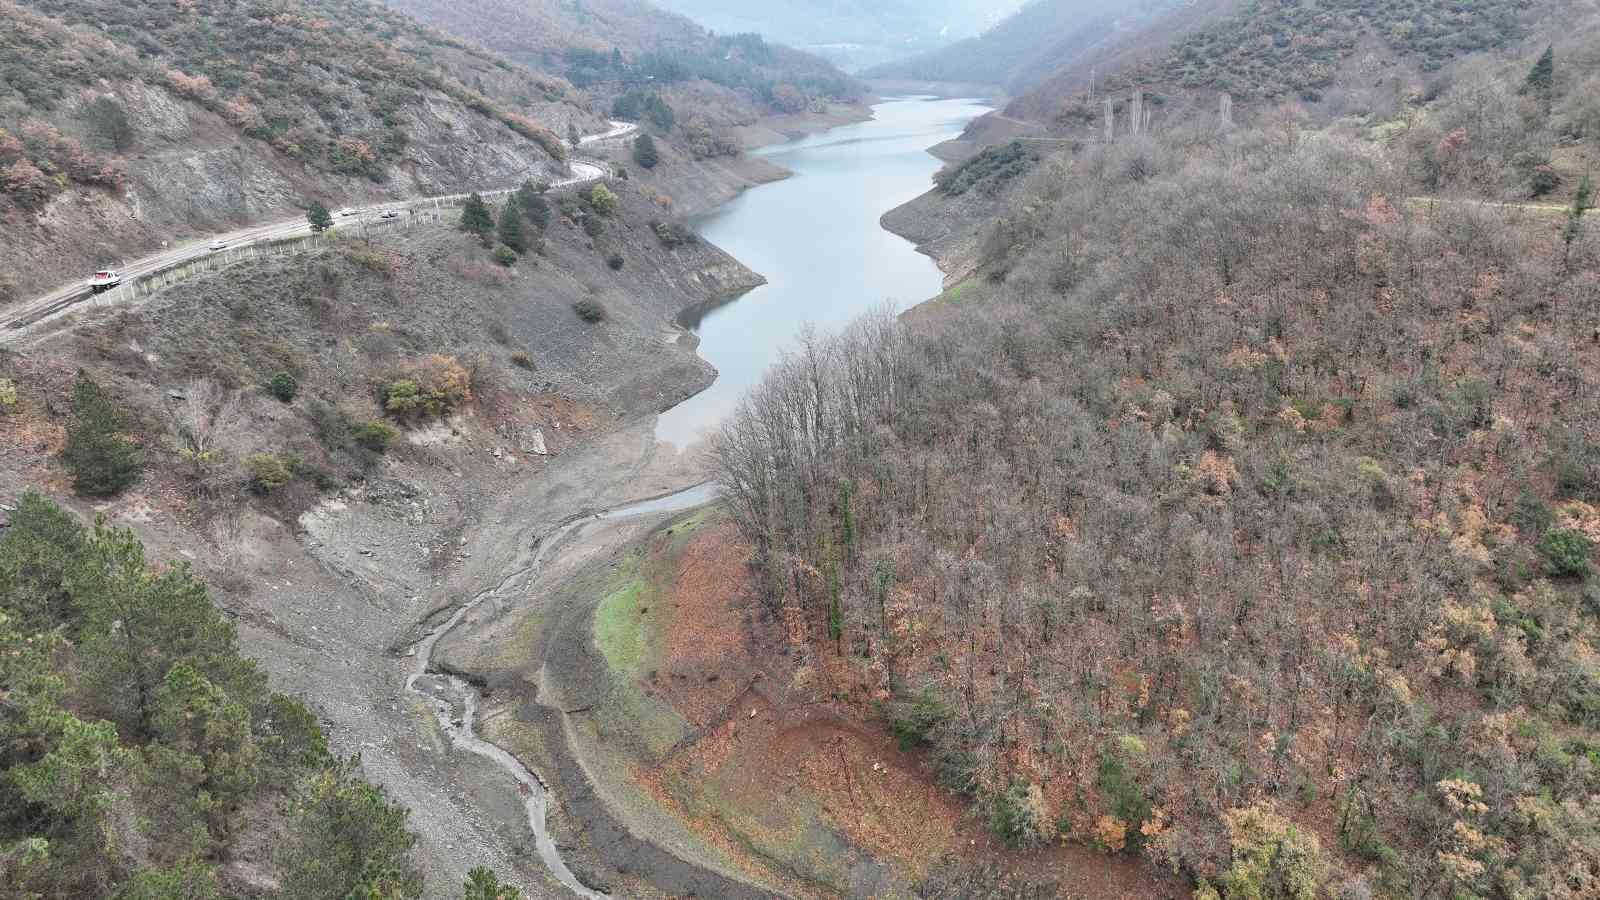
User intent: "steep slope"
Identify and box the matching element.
[715,52,1600,900]
[0,168,766,897]
[1008,0,1537,125]
[0,0,591,303]
[379,0,859,110]
[864,0,1140,93]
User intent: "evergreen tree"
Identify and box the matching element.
[61,371,143,497]
[459,193,494,243]
[82,96,133,152]
[632,133,659,169]
[1562,174,1594,259]
[463,867,521,900]
[645,94,676,131]
[307,201,333,233]
[0,491,89,632]
[516,181,551,231]
[496,203,527,255]
[1523,45,1555,99]
[72,519,264,736]
[278,759,422,900]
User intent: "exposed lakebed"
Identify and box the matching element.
[421,96,991,898]
[656,95,993,448]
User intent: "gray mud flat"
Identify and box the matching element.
[404,485,749,899]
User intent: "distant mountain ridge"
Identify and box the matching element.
[646,0,1030,70]
[864,0,1139,92]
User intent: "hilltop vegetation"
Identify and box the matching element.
[1,0,571,192]
[1145,0,1533,100]
[0,0,597,302]
[716,58,1600,900]
[382,0,859,114]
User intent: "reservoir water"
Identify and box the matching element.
[654,95,992,449]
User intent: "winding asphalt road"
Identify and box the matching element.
[0,121,639,340]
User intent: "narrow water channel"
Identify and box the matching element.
[409,98,987,898]
[655,96,993,449]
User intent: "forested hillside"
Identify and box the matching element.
[716,44,1600,900]
[1143,0,1532,100]
[1010,0,1542,127]
[0,491,425,897]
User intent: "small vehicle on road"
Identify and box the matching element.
[379,209,400,219]
[338,208,359,217]
[88,270,122,292]
[208,239,228,252]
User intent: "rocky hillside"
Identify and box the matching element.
[0,167,763,897]
[0,0,596,304]
[380,0,859,112]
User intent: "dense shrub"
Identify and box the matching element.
[269,372,299,402]
[350,421,398,453]
[492,244,519,267]
[1539,528,1594,578]
[586,184,619,217]
[246,454,294,494]
[572,299,607,323]
[606,253,625,270]
[651,221,696,248]
[380,355,472,420]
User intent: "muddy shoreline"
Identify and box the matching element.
[436,97,1004,899]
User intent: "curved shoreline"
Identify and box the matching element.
[406,97,991,898]
[406,483,720,896]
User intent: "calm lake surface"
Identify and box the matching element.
[654,96,992,449]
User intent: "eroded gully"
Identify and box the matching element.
[404,483,718,898]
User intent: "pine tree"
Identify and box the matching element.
[632,133,659,169]
[459,193,494,243]
[645,94,676,132]
[1523,46,1555,101]
[496,203,527,255]
[1562,174,1593,258]
[515,180,550,230]
[463,867,521,900]
[61,371,143,497]
[307,201,333,233]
